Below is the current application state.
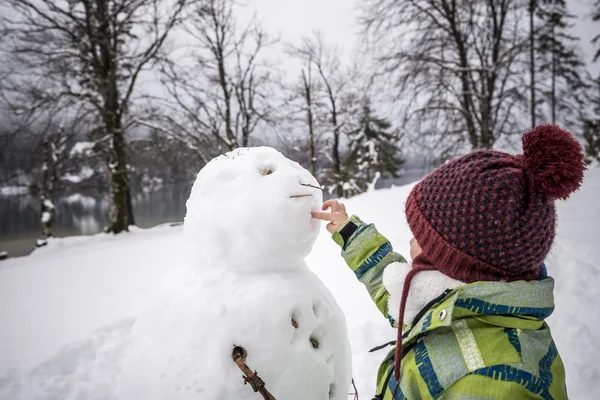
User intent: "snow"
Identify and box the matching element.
[141,175,163,193]
[62,193,97,208]
[119,147,351,399]
[69,142,95,157]
[40,211,52,224]
[0,166,598,399]
[0,186,29,196]
[0,226,181,386]
[62,167,94,183]
[366,171,381,192]
[42,199,55,210]
[545,167,600,398]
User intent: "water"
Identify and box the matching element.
[0,170,425,259]
[0,182,193,258]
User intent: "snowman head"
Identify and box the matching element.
[184,147,323,269]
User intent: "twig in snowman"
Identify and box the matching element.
[349,378,359,399]
[232,345,276,400]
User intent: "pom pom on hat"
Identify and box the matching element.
[522,124,586,200]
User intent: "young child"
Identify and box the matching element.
[312,125,585,399]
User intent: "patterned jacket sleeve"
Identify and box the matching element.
[332,215,407,328]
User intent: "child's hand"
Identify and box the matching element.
[312,200,349,234]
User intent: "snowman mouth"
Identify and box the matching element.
[290,194,313,199]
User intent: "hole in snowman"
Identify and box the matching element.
[291,309,300,329]
[329,383,336,398]
[309,336,320,349]
[259,166,275,176]
[290,309,304,344]
[312,301,323,318]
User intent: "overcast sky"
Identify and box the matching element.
[248,0,358,56]
[247,0,599,75]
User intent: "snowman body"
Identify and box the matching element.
[118,147,351,400]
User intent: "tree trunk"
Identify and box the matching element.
[242,100,251,147]
[460,76,479,148]
[106,123,130,233]
[551,25,557,125]
[332,111,341,197]
[104,69,131,234]
[529,0,537,129]
[321,75,341,196]
[480,77,493,149]
[98,0,131,234]
[40,137,57,240]
[242,128,249,147]
[448,14,479,148]
[218,49,234,150]
[242,80,252,147]
[126,187,135,226]
[302,68,316,177]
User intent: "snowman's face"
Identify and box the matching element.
[184,147,323,268]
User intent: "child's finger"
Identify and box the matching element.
[322,199,338,211]
[323,199,343,213]
[326,222,336,234]
[312,211,335,221]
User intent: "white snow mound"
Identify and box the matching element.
[118,147,352,400]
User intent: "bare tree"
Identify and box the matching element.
[301,63,318,176]
[362,0,530,149]
[146,0,275,157]
[277,51,325,177]
[288,33,356,196]
[0,0,189,233]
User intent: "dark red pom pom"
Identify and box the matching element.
[522,124,586,200]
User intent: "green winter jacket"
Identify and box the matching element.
[333,216,568,400]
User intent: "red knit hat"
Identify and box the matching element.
[392,125,586,381]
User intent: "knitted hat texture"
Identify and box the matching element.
[405,124,586,283]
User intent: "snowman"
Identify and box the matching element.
[118,147,352,400]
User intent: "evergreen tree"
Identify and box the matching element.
[536,0,587,125]
[583,77,600,164]
[339,102,404,197]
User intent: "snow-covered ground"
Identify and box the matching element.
[1,169,598,399]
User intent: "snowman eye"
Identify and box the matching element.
[259,168,274,176]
